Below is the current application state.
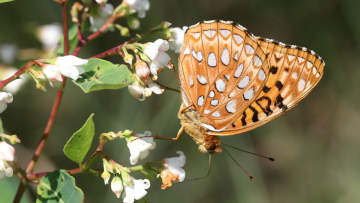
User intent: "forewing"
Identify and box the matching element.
[210,37,325,136]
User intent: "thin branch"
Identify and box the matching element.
[13,1,70,203]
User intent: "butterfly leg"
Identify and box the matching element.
[153,80,180,93]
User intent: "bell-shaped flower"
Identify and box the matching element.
[0,141,15,179]
[95,0,107,4]
[37,24,62,51]
[123,178,150,203]
[0,92,13,114]
[169,26,187,53]
[111,176,124,198]
[126,131,156,165]
[90,3,114,32]
[43,55,87,81]
[144,39,171,80]
[160,151,186,189]
[124,0,150,18]
[0,67,27,94]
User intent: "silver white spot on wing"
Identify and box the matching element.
[307,61,313,69]
[233,51,239,61]
[258,69,266,81]
[234,64,243,78]
[313,67,317,74]
[221,48,230,65]
[316,72,320,78]
[197,96,204,106]
[245,44,255,55]
[215,79,226,92]
[288,55,295,61]
[207,52,217,67]
[212,111,221,117]
[192,50,203,62]
[229,91,235,98]
[238,75,249,89]
[298,57,305,63]
[243,87,254,100]
[188,75,194,87]
[197,74,207,85]
[226,100,236,113]
[181,91,189,107]
[220,29,231,38]
[254,55,262,67]
[298,78,305,91]
[204,109,211,114]
[193,32,200,39]
[209,90,215,98]
[183,46,190,55]
[292,72,298,79]
[233,34,244,44]
[204,30,216,38]
[211,99,219,106]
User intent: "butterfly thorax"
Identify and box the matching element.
[178,106,222,154]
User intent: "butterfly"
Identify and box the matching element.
[175,20,325,153]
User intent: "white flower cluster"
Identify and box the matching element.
[0,141,14,179]
[0,92,13,114]
[124,0,150,18]
[43,55,88,82]
[144,39,171,80]
[89,3,114,32]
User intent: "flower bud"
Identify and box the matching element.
[135,60,150,82]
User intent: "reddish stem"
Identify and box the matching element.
[13,1,69,203]
[0,61,35,90]
[89,43,127,59]
[27,168,82,180]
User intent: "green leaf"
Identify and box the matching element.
[63,114,95,165]
[36,170,84,203]
[73,58,135,93]
[0,0,14,3]
[0,118,4,134]
[56,25,79,56]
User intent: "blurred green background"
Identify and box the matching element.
[1,0,360,202]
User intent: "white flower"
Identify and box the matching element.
[95,0,107,4]
[144,39,171,80]
[0,67,27,94]
[124,0,150,18]
[169,26,187,53]
[111,176,124,198]
[0,141,15,161]
[101,170,111,185]
[0,44,17,65]
[0,160,13,179]
[160,151,186,189]
[43,55,87,81]
[123,178,150,203]
[0,92,13,114]
[127,131,156,165]
[147,81,164,95]
[37,24,62,51]
[42,64,63,82]
[90,3,114,32]
[0,142,15,179]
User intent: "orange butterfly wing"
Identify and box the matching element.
[178,21,270,132]
[210,37,325,136]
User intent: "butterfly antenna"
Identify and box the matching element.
[186,154,213,182]
[223,143,275,162]
[223,147,255,182]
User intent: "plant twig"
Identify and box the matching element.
[13,1,70,203]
